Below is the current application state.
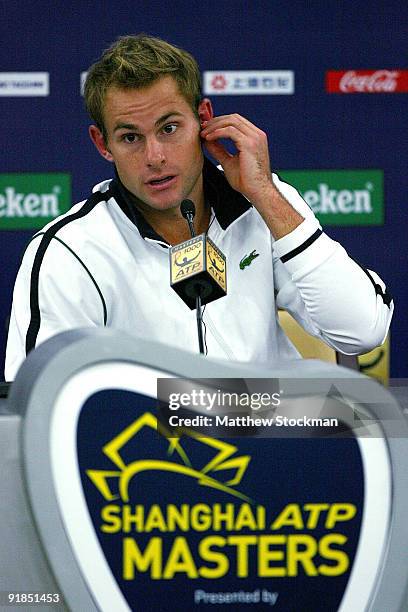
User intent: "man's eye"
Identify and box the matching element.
[122,134,138,143]
[163,124,177,135]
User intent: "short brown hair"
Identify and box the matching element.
[84,34,202,140]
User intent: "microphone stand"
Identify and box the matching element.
[184,211,205,355]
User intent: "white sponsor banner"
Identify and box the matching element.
[0,72,49,96]
[203,71,294,95]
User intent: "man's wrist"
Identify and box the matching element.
[250,183,304,239]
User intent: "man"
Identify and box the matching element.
[4,35,393,380]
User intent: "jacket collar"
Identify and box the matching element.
[201,157,252,229]
[110,157,252,242]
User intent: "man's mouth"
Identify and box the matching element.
[145,175,178,193]
[147,175,175,186]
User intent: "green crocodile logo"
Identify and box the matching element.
[239,250,259,270]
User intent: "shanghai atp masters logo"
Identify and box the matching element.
[87,412,252,504]
[80,403,359,597]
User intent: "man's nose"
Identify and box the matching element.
[145,138,166,167]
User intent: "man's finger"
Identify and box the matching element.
[202,125,250,150]
[202,114,264,137]
[204,139,234,165]
[202,118,256,140]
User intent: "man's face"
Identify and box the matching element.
[91,76,210,214]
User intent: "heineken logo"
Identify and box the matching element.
[0,173,71,230]
[0,186,61,217]
[277,170,383,226]
[303,182,374,214]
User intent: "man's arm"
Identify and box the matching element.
[270,175,393,355]
[201,113,304,238]
[201,114,393,354]
[5,236,105,381]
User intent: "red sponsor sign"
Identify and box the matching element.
[326,70,408,93]
[210,74,228,91]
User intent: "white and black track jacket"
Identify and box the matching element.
[5,159,393,380]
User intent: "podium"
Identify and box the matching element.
[1,329,407,611]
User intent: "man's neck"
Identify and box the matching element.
[141,198,210,245]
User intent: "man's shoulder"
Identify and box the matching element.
[35,179,114,236]
[18,178,122,276]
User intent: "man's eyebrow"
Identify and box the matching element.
[113,112,184,133]
[113,122,138,133]
[155,111,184,126]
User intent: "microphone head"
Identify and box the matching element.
[180,199,196,219]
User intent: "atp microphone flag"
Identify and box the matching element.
[169,233,227,309]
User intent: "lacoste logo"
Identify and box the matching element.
[239,250,259,270]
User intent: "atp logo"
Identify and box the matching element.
[175,250,200,268]
[87,412,252,503]
[209,253,225,273]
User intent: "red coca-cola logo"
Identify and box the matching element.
[326,70,408,93]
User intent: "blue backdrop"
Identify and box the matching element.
[1,1,406,376]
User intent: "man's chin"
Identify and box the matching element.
[149,197,183,210]
[139,194,184,214]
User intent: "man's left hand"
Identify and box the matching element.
[201,113,274,208]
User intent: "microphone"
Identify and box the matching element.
[180,199,195,220]
[169,199,227,306]
[180,199,197,238]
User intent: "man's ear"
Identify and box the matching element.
[198,98,214,124]
[89,125,114,162]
